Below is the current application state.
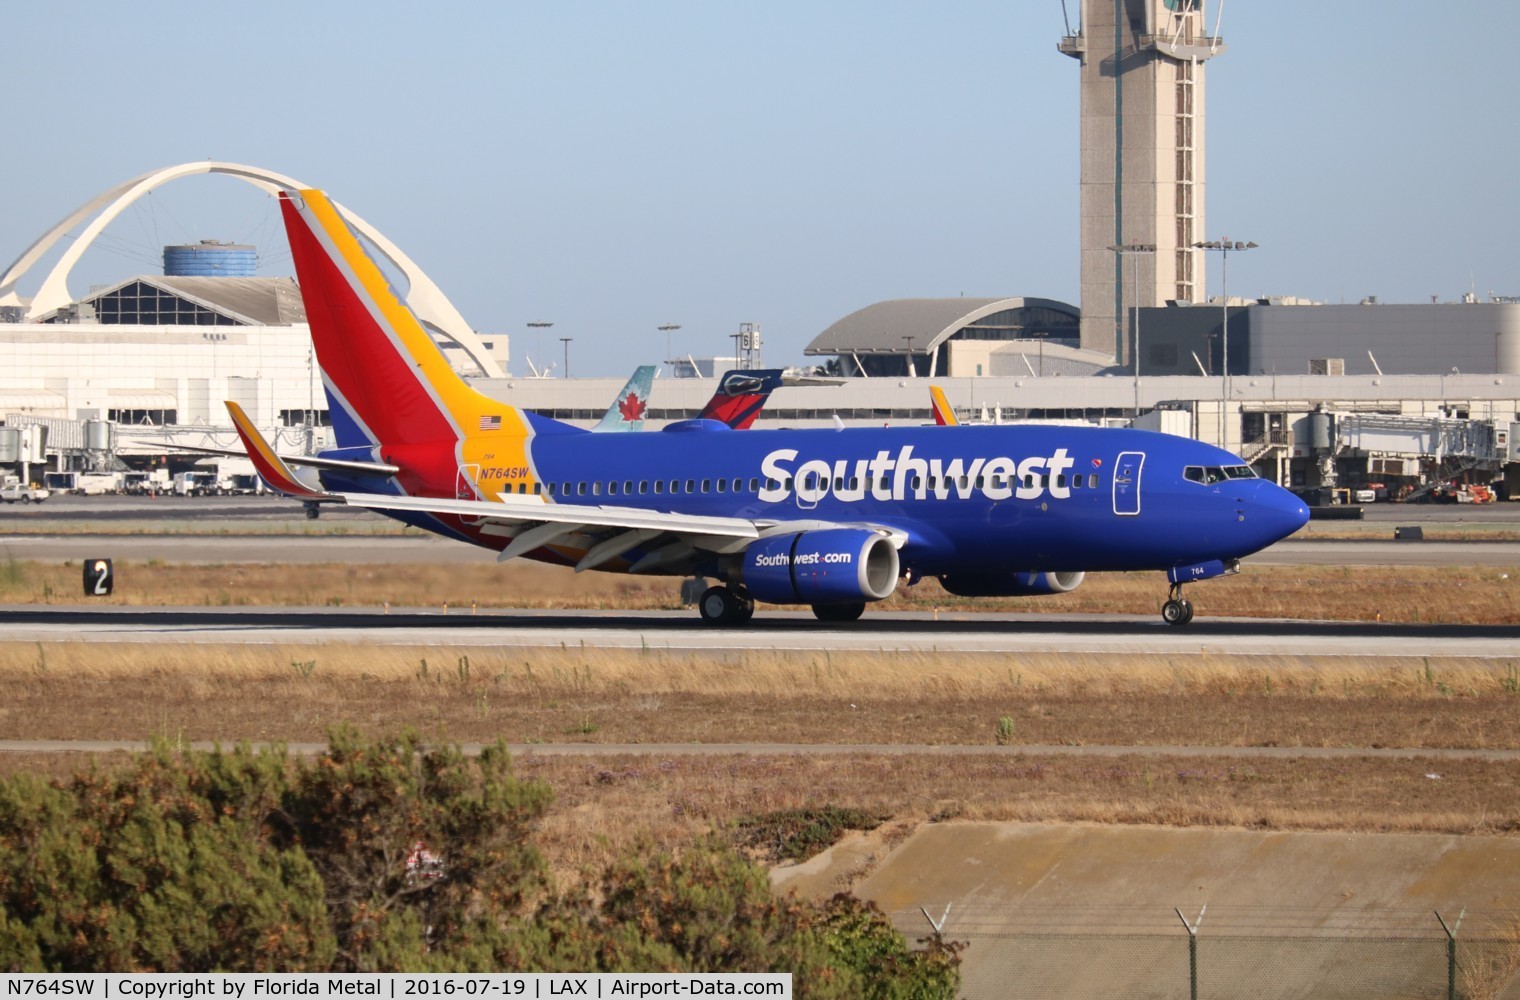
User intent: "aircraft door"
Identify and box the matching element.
[794,468,820,511]
[1112,451,1144,516]
[456,464,486,524]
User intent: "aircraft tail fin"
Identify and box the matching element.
[699,369,786,430]
[593,365,656,431]
[278,189,555,453]
[930,385,959,426]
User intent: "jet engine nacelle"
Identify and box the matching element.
[741,528,900,605]
[937,570,1086,597]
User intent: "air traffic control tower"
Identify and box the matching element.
[1060,0,1224,363]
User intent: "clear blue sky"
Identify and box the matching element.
[4,1,1517,376]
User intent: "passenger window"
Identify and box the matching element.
[749,477,760,492]
[607,482,617,496]
[686,479,696,493]
[639,481,649,494]
[517,483,526,494]
[1056,474,1067,489]
[701,479,712,493]
[533,483,542,495]
[545,483,556,496]
[910,475,922,491]
[625,480,634,493]
[1088,474,1099,489]
[715,479,726,493]
[654,481,664,494]
[592,482,601,496]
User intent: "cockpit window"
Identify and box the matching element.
[1185,464,1258,485]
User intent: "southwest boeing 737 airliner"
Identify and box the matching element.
[229,189,1308,627]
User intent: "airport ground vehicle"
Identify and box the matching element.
[0,476,50,503]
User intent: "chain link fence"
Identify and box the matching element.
[893,907,1520,999]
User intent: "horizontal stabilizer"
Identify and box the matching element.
[130,438,400,477]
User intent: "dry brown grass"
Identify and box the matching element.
[6,557,1520,624]
[2,642,1517,749]
[2,639,1519,881]
[4,547,1519,887]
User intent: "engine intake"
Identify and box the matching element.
[937,570,1086,597]
[740,529,900,605]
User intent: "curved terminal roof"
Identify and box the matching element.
[804,297,1080,356]
[0,161,503,377]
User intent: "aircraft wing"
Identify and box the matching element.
[330,490,904,573]
[227,398,903,574]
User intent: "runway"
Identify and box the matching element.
[5,531,1520,567]
[3,604,1518,657]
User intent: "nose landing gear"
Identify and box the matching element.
[1161,583,1195,627]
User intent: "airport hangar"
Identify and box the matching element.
[2,162,1520,499]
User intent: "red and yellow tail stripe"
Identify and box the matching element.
[930,385,959,427]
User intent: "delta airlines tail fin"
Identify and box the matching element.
[699,369,787,430]
[593,365,656,431]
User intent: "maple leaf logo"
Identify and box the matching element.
[618,392,647,423]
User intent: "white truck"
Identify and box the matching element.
[0,476,51,504]
[172,471,221,497]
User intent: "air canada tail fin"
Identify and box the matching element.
[593,365,656,431]
[279,189,543,453]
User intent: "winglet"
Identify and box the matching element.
[930,385,959,426]
[224,401,333,500]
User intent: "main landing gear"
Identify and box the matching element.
[1161,582,1195,627]
[696,586,867,625]
[698,585,754,625]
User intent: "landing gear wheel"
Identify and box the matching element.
[699,586,752,625]
[1161,582,1195,627]
[1161,598,1194,626]
[811,602,865,623]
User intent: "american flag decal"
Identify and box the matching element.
[479,415,502,431]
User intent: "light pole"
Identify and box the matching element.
[902,336,916,377]
[526,321,553,376]
[1109,242,1155,418]
[559,337,573,379]
[1192,239,1258,447]
[658,323,681,375]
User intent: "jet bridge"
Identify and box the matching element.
[1334,414,1503,464]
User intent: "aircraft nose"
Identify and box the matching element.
[1245,481,1310,547]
